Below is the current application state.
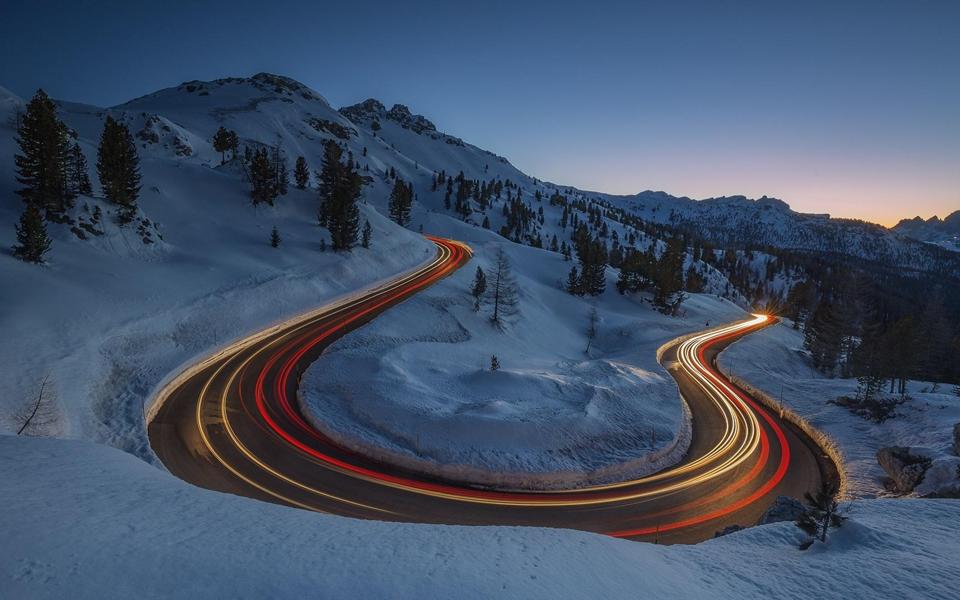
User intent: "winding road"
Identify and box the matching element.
[148,236,834,544]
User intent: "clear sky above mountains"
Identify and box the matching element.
[2,0,956,226]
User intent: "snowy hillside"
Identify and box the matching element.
[605,190,960,275]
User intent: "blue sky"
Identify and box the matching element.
[2,0,957,225]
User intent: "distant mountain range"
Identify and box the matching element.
[892,211,960,253]
[3,72,957,277]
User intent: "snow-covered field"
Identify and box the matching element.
[300,230,744,488]
[3,73,959,598]
[2,434,958,600]
[718,321,960,498]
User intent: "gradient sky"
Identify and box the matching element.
[2,1,957,226]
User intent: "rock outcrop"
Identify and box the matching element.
[876,446,932,493]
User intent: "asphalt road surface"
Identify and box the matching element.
[148,236,836,544]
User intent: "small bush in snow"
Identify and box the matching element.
[796,481,845,549]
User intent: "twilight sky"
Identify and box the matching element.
[2,0,957,226]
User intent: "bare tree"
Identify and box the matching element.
[485,248,519,327]
[15,375,59,436]
[585,306,599,353]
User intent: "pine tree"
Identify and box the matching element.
[294,156,310,189]
[388,178,412,226]
[490,355,501,371]
[249,148,274,206]
[804,301,842,374]
[96,116,141,222]
[271,141,288,196]
[796,481,845,547]
[573,228,607,296]
[270,226,281,248]
[485,247,519,326]
[227,130,239,160]
[566,266,582,295]
[361,220,372,248]
[212,126,232,164]
[470,266,487,311]
[317,141,361,251]
[15,89,70,216]
[12,202,51,263]
[65,142,92,197]
[652,236,686,315]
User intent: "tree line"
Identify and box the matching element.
[12,89,141,263]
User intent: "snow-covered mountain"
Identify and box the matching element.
[603,190,960,275]
[892,211,960,253]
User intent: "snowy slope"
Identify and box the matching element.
[2,434,958,600]
[0,83,438,453]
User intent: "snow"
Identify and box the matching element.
[3,73,957,598]
[718,321,960,498]
[2,433,958,599]
[300,232,745,488]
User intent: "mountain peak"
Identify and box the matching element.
[339,99,437,134]
[118,72,328,110]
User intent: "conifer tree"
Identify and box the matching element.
[796,481,845,547]
[490,355,500,371]
[212,126,232,164]
[294,156,310,189]
[12,202,51,263]
[96,116,141,222]
[388,178,412,226]
[470,266,487,311]
[249,148,274,206]
[573,228,607,296]
[270,226,281,248]
[317,141,361,251]
[652,236,686,314]
[227,130,239,160]
[65,142,92,197]
[271,141,288,196]
[485,247,519,326]
[566,266,582,295]
[361,220,372,248]
[804,301,842,374]
[15,89,70,216]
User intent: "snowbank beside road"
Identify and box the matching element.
[2,434,958,600]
